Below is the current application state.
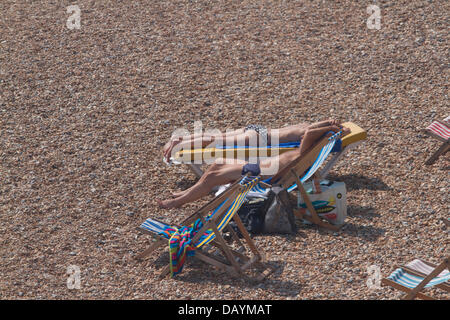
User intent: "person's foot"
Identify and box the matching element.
[303,125,342,145]
[308,119,341,129]
[163,137,182,161]
[156,198,179,209]
[329,119,342,127]
[170,190,186,198]
[341,126,351,136]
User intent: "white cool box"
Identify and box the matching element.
[296,180,347,226]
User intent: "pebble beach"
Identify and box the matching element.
[0,0,448,299]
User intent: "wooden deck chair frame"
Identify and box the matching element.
[135,177,275,282]
[381,256,450,300]
[270,133,344,232]
[423,119,450,165]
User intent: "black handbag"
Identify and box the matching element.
[230,195,272,236]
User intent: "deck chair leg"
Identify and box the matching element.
[292,170,340,231]
[425,142,450,165]
[381,279,434,300]
[403,258,450,300]
[159,264,171,279]
[135,238,165,260]
[232,214,262,259]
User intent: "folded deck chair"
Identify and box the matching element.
[135,175,275,281]
[168,122,367,179]
[423,116,450,165]
[382,256,450,300]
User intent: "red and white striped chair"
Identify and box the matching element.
[424,116,450,165]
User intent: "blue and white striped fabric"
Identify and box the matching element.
[216,142,301,150]
[247,131,342,198]
[141,218,169,234]
[387,268,450,289]
[195,175,258,247]
[140,175,260,248]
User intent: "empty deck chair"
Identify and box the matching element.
[382,256,450,300]
[135,175,274,281]
[423,116,450,165]
[169,122,367,179]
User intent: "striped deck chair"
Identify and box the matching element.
[169,122,367,179]
[241,130,346,231]
[272,130,346,231]
[382,256,450,300]
[135,175,275,281]
[423,116,450,165]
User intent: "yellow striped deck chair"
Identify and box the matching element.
[168,122,367,179]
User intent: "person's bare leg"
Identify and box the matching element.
[158,160,244,208]
[164,129,258,161]
[163,128,246,153]
[269,125,347,182]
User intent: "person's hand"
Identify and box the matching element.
[341,126,351,136]
[164,137,182,162]
[329,119,342,127]
[328,125,350,137]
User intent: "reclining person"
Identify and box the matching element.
[163,119,342,162]
[157,123,349,209]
